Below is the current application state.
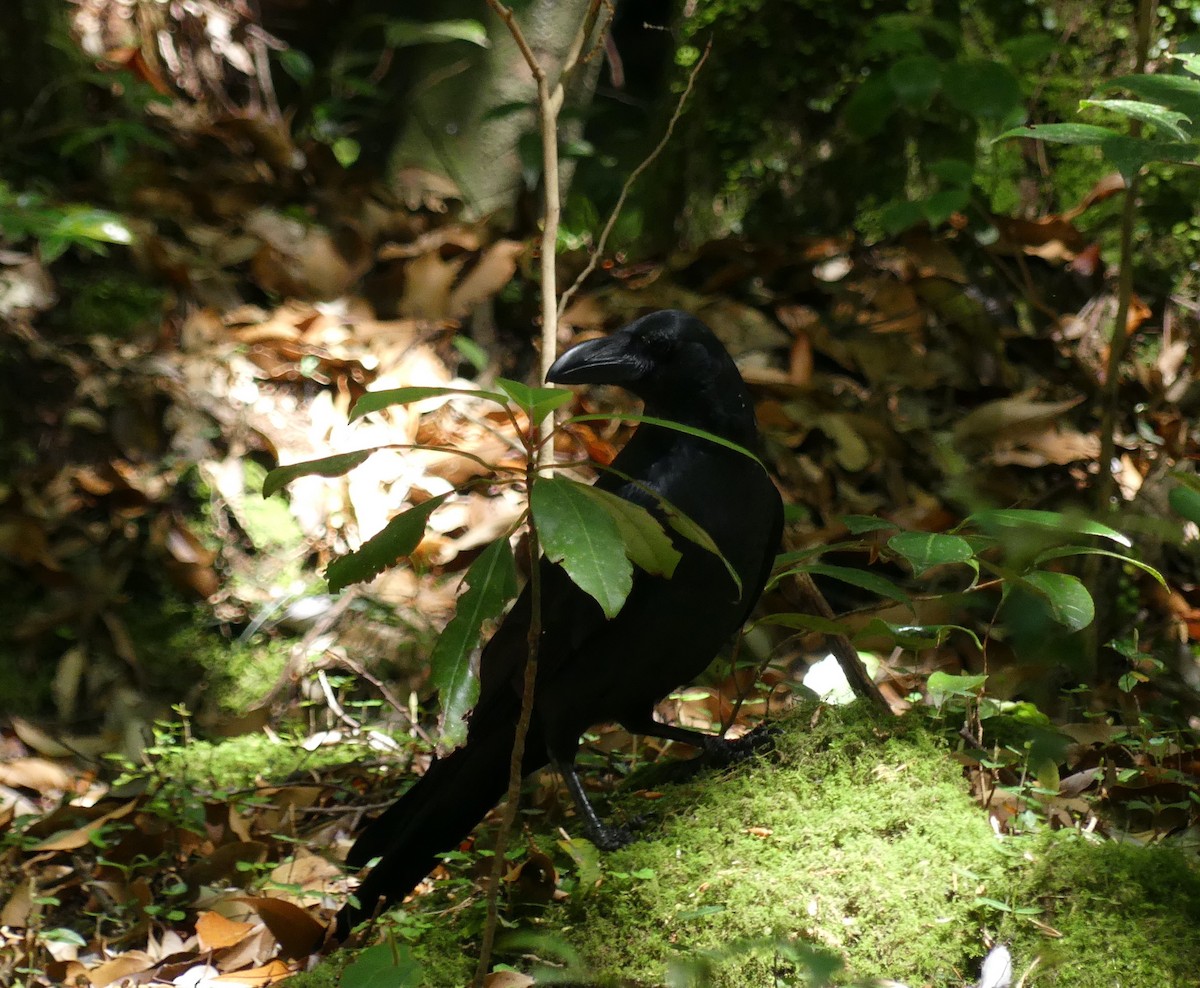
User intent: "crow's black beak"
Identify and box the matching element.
[546,334,649,386]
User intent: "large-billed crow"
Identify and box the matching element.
[336,309,782,938]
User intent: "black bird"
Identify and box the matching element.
[336,310,782,938]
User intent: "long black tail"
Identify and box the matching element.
[335,732,525,938]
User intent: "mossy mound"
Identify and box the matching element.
[311,703,1200,986]
[1009,835,1200,987]
[560,704,1008,985]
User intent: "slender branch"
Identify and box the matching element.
[1096,0,1153,512]
[558,40,712,319]
[473,3,593,980]
[473,455,544,988]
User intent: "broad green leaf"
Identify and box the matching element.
[773,546,827,568]
[496,378,573,425]
[779,563,913,608]
[996,123,1122,145]
[1035,546,1165,588]
[325,494,450,593]
[844,74,896,138]
[532,477,631,618]
[927,158,974,186]
[571,485,681,578]
[1169,483,1200,525]
[342,943,423,987]
[385,18,489,49]
[1099,135,1198,178]
[592,465,744,597]
[1107,73,1200,120]
[927,670,988,703]
[263,449,377,497]
[965,508,1132,547]
[349,386,506,422]
[1173,53,1200,78]
[1019,571,1094,632]
[840,514,898,534]
[942,59,1022,120]
[887,531,975,576]
[922,187,970,225]
[858,619,983,650]
[887,54,942,109]
[1081,98,1192,141]
[430,538,517,748]
[564,413,762,466]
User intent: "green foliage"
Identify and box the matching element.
[0,180,133,261]
[264,379,735,748]
[429,538,518,748]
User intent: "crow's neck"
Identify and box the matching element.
[642,378,759,449]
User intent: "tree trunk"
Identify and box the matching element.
[387,0,599,223]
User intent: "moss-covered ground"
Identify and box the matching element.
[289,702,1200,987]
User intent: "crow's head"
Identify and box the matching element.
[547,310,755,440]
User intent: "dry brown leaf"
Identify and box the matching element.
[210,958,295,985]
[198,911,257,951]
[234,895,326,958]
[401,250,467,319]
[448,240,524,317]
[0,757,74,792]
[485,972,536,987]
[953,394,1083,445]
[86,950,155,987]
[0,881,33,927]
[33,798,138,852]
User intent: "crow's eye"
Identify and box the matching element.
[642,332,678,360]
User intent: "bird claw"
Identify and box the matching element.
[590,823,636,852]
[702,722,780,767]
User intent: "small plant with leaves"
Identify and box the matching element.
[264,379,735,748]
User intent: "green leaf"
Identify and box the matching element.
[880,198,926,235]
[996,122,1123,145]
[927,158,975,186]
[787,563,913,607]
[840,514,898,534]
[1099,135,1198,179]
[430,538,517,748]
[532,477,632,618]
[1107,73,1200,121]
[844,74,896,138]
[1173,53,1200,79]
[1169,483,1200,525]
[385,18,490,49]
[1080,98,1193,141]
[858,619,983,650]
[1019,571,1095,632]
[325,494,450,593]
[349,386,507,422]
[755,612,853,636]
[1034,546,1166,588]
[886,531,975,576]
[965,508,1132,547]
[571,485,681,578]
[927,670,988,702]
[888,55,942,109]
[342,943,423,988]
[921,187,971,225]
[496,378,573,425]
[942,60,1022,120]
[263,449,377,497]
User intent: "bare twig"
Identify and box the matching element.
[786,571,893,715]
[473,3,603,981]
[558,39,712,319]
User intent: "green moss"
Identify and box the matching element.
[313,705,1200,986]
[563,705,1009,985]
[147,731,362,791]
[1009,834,1200,987]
